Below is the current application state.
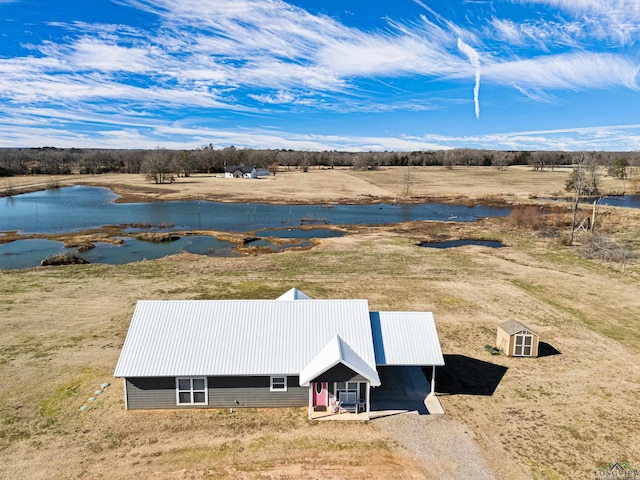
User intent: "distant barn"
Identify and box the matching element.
[496,320,539,357]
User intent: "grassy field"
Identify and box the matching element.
[1,166,639,479]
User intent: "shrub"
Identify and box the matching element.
[40,253,89,266]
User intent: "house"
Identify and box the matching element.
[496,320,540,357]
[113,288,444,419]
[224,165,257,178]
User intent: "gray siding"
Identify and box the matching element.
[313,363,367,383]
[126,377,177,410]
[209,376,307,408]
[125,376,307,410]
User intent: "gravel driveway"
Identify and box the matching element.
[374,412,496,480]
[371,366,497,479]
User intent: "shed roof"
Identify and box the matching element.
[370,311,445,366]
[299,335,381,387]
[114,299,376,378]
[498,319,538,336]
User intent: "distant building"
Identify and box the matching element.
[224,165,257,178]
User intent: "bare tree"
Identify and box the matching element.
[403,163,413,197]
[566,153,587,246]
[142,148,175,184]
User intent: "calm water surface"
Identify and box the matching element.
[0,186,511,234]
[0,186,513,269]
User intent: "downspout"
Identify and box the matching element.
[308,384,313,421]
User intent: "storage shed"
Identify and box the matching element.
[496,320,539,357]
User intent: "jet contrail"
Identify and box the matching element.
[457,38,481,119]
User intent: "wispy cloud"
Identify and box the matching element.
[0,0,639,150]
[484,52,639,90]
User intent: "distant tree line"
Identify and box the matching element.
[1,146,639,182]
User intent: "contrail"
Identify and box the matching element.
[457,38,481,119]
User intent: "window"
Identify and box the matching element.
[270,376,287,392]
[176,377,207,405]
[514,334,533,356]
[336,382,360,402]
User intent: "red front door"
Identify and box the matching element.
[312,382,327,406]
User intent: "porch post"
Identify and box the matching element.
[366,382,370,420]
[308,384,313,420]
[430,365,436,396]
[123,378,129,411]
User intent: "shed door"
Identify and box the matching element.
[312,382,327,406]
[514,334,533,356]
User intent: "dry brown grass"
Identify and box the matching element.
[1,168,640,479]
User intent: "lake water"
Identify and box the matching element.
[0,236,238,270]
[0,186,511,234]
[547,195,640,208]
[595,196,640,208]
[0,186,512,269]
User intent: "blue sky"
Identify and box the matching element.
[1,0,639,151]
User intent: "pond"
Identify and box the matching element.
[418,239,504,249]
[593,196,640,209]
[0,186,511,234]
[0,236,238,270]
[547,195,640,209]
[0,186,512,269]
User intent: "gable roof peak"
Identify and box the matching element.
[275,288,312,300]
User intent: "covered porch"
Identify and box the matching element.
[310,366,444,420]
[299,335,380,420]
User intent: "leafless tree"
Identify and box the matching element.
[142,148,175,184]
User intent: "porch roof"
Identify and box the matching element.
[370,311,445,366]
[299,335,381,387]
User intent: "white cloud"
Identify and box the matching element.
[484,52,639,90]
[517,0,640,45]
[1,0,640,150]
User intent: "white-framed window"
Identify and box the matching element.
[514,334,533,356]
[270,376,287,392]
[176,377,208,405]
[335,381,359,402]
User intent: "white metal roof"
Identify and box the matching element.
[370,311,445,366]
[299,335,381,387]
[276,288,312,300]
[114,299,377,378]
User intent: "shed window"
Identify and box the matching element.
[514,334,533,356]
[270,376,287,392]
[176,377,207,405]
